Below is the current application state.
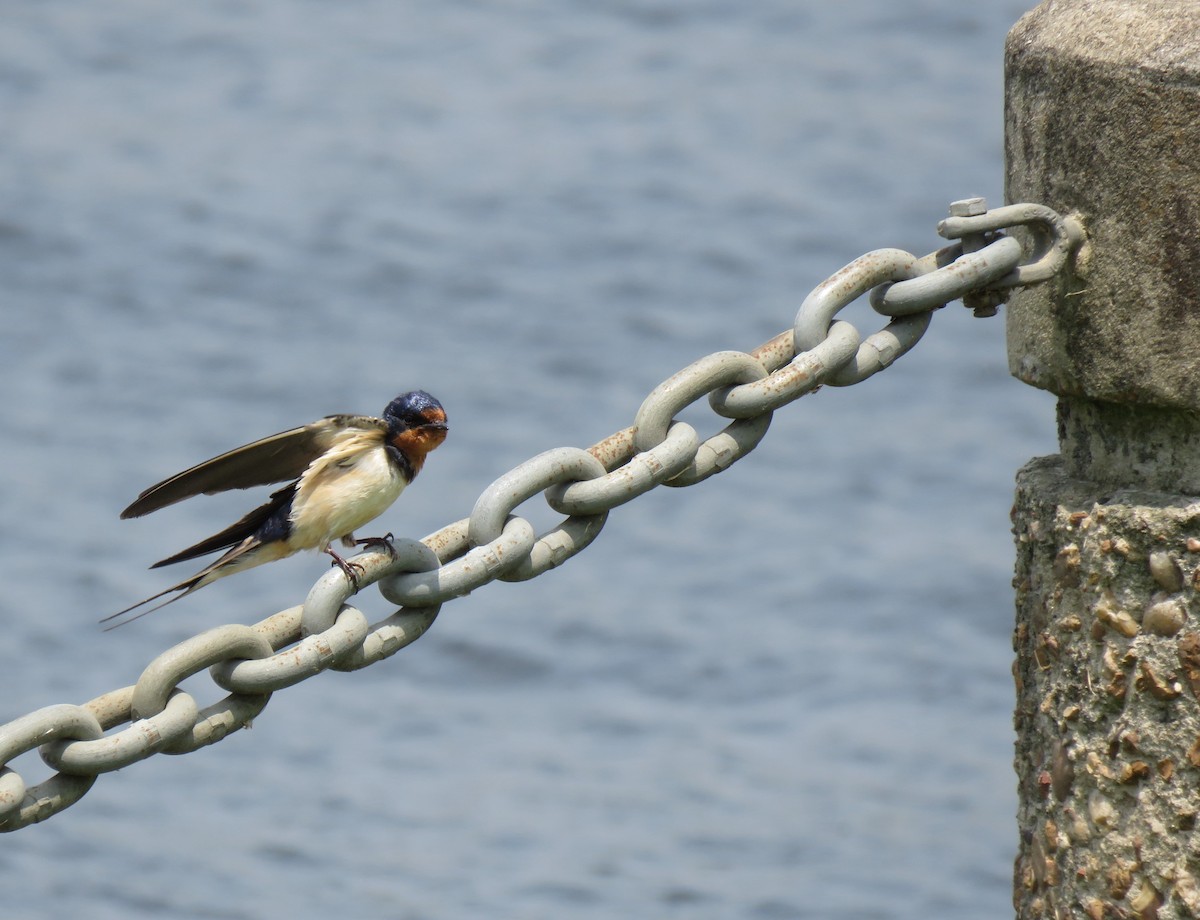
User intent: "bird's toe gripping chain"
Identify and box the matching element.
[325,547,367,589]
[326,534,398,588]
[354,532,396,554]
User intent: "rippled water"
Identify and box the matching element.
[0,3,1052,918]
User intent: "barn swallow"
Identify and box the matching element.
[103,390,447,628]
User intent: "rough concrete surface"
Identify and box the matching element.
[1013,455,1200,919]
[1004,0,1200,409]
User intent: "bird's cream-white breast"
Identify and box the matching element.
[287,432,407,551]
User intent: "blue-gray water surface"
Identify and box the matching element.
[0,3,1053,918]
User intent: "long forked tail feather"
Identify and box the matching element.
[99,578,206,630]
[101,534,278,630]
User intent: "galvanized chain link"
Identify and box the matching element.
[0,198,1083,832]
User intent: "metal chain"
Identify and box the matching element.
[0,198,1083,832]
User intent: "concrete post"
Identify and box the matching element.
[1006,2,1200,918]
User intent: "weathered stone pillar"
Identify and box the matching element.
[1006,2,1200,918]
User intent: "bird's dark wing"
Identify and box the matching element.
[149,484,297,568]
[102,486,298,629]
[121,414,388,519]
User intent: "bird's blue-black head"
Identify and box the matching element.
[384,390,447,432]
[382,392,448,479]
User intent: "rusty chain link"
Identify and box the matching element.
[0,198,1083,831]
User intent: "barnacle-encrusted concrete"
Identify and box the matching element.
[1014,457,1200,919]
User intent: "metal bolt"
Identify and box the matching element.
[963,290,1006,318]
[949,197,988,217]
[947,198,1004,316]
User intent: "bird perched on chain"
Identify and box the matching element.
[103,390,448,628]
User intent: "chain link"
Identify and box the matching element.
[0,199,1082,831]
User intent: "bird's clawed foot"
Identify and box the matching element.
[354,532,397,556]
[326,547,366,589]
[328,535,395,589]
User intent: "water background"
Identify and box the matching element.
[0,2,1053,918]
